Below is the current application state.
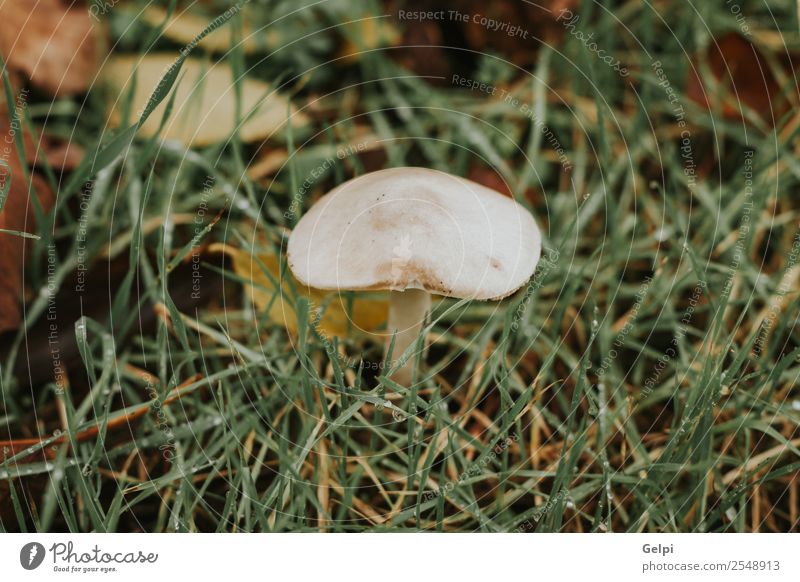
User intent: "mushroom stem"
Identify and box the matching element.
[385,289,431,384]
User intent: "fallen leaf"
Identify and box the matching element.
[104,54,310,146]
[0,115,55,334]
[210,242,389,337]
[13,118,85,172]
[142,5,267,55]
[467,166,513,197]
[460,0,576,63]
[687,33,789,126]
[29,137,84,172]
[393,18,451,82]
[0,0,100,96]
[387,0,575,75]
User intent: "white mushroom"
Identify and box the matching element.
[287,167,542,384]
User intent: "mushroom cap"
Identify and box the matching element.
[287,167,542,300]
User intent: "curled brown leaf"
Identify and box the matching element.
[0,0,100,96]
[686,33,791,126]
[0,111,66,334]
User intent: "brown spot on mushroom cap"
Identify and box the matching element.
[370,262,454,296]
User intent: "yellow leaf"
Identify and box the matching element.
[104,54,309,147]
[210,242,388,337]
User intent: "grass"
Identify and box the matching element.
[1,0,799,532]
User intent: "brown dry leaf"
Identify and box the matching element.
[388,0,576,74]
[393,18,451,82]
[460,0,577,62]
[467,166,513,197]
[687,33,789,126]
[210,242,388,337]
[0,0,100,96]
[13,118,85,172]
[0,117,55,334]
[29,137,84,172]
[466,165,544,205]
[104,54,310,147]
[142,5,267,55]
